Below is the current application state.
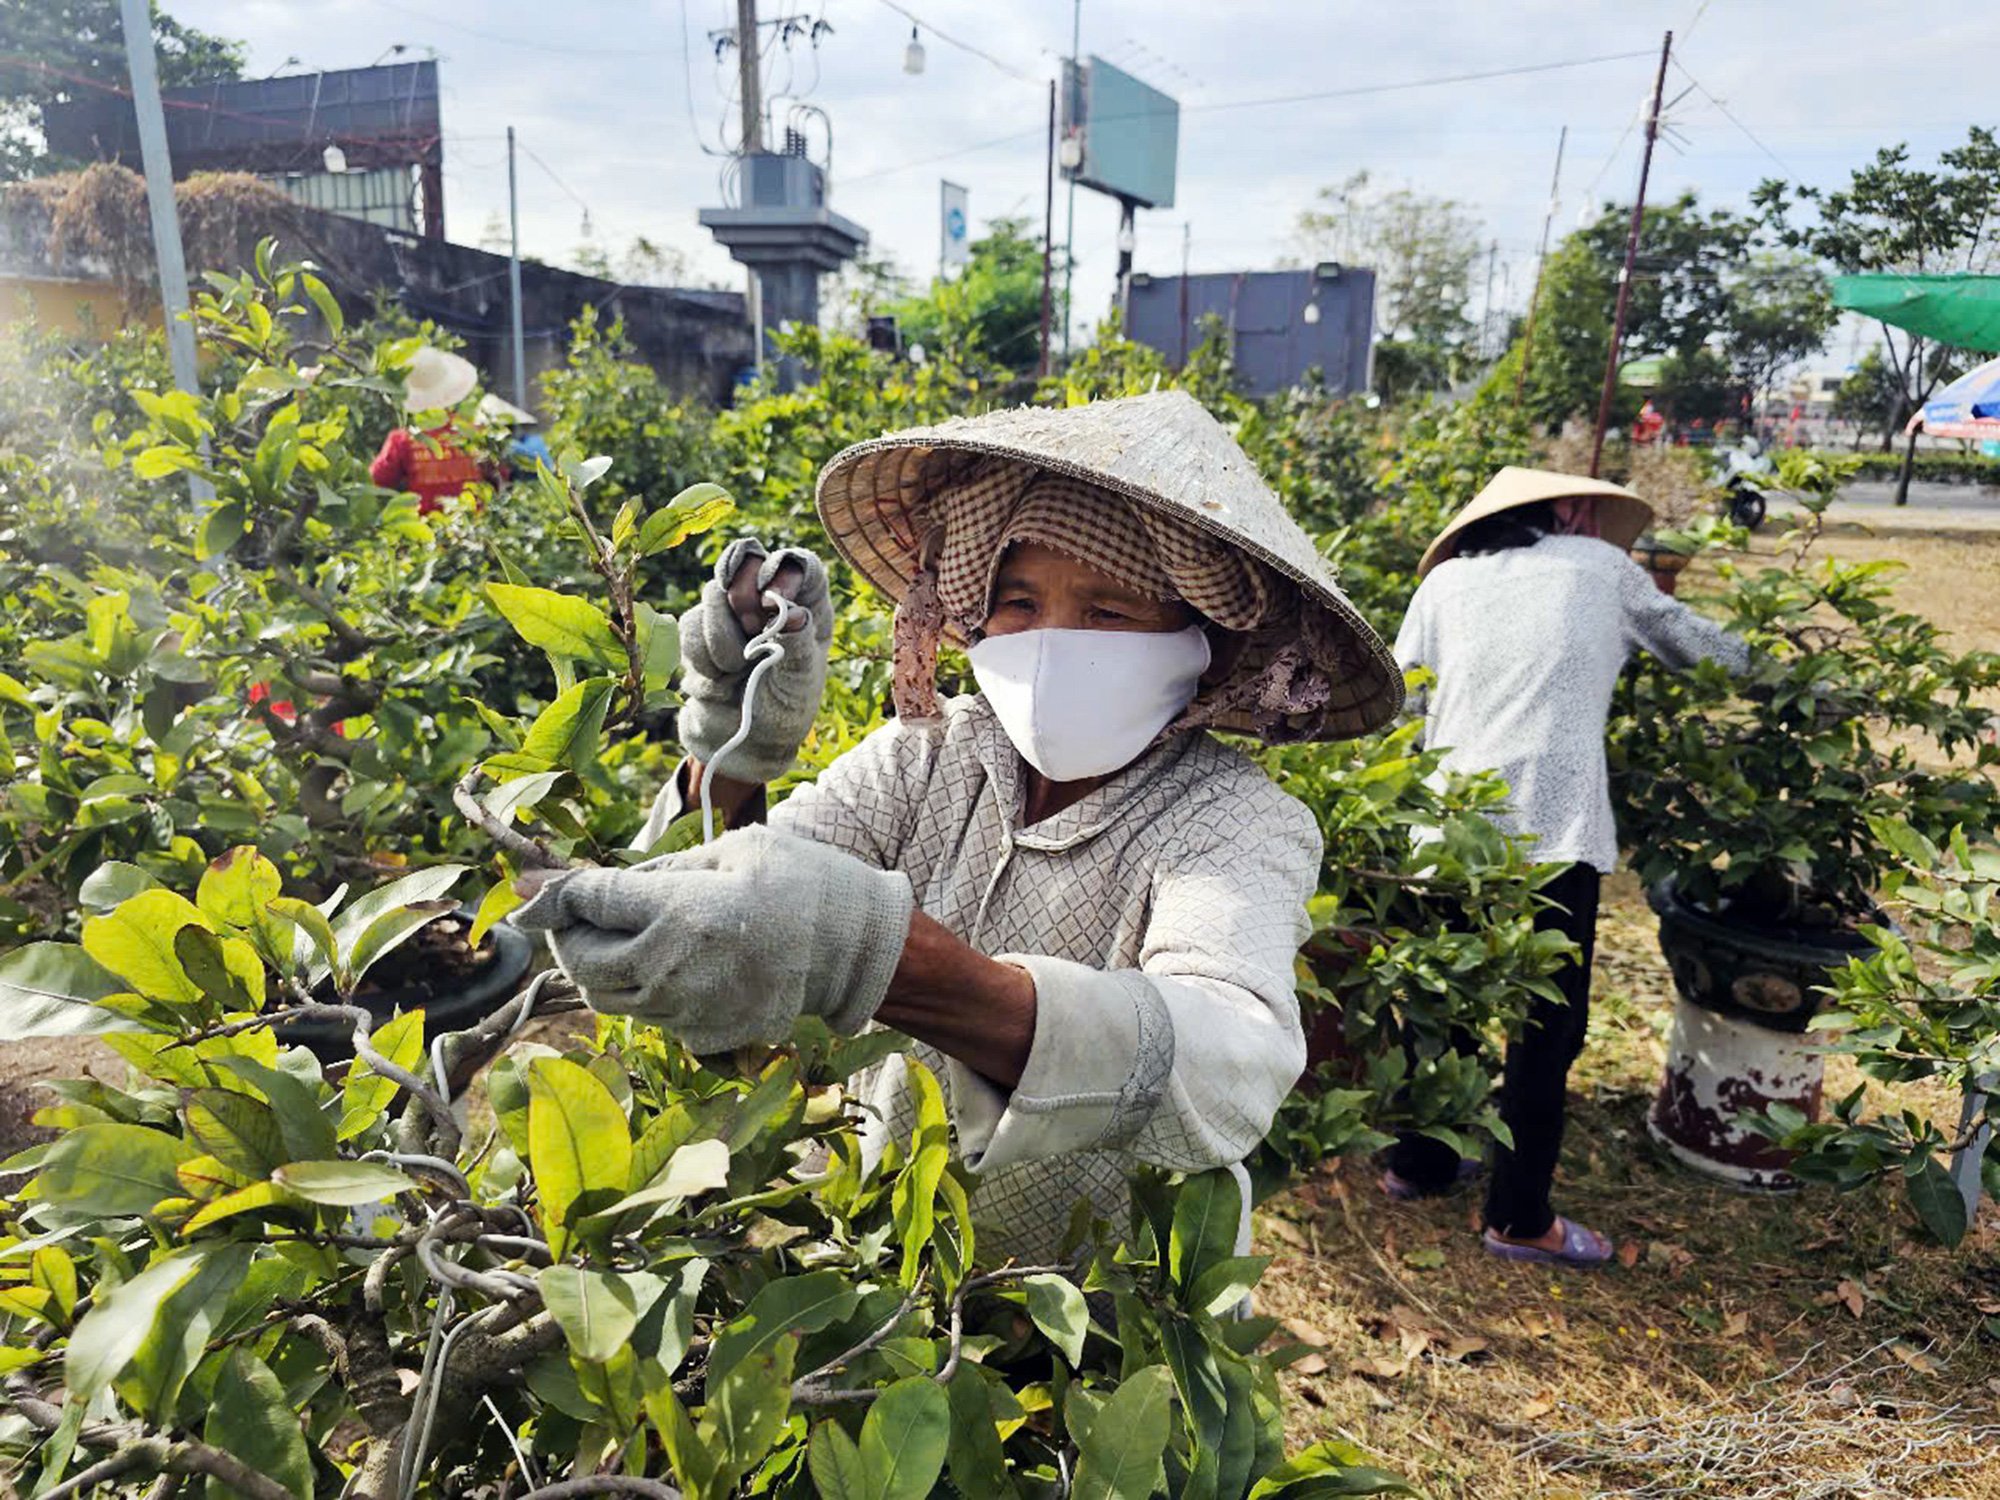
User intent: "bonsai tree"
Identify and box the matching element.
[1610,451,2000,929]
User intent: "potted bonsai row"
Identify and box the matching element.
[1609,452,2000,1187]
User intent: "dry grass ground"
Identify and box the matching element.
[1257,520,2000,1497]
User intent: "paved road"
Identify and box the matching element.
[1768,478,2000,533]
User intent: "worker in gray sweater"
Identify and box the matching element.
[1389,467,1748,1265]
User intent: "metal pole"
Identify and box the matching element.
[118,0,197,401]
[1039,79,1055,378]
[736,0,763,153]
[1060,0,1080,360]
[1114,199,1135,332]
[1479,238,1497,361]
[1514,125,1566,406]
[1177,221,1190,366]
[506,126,526,407]
[1589,34,1672,478]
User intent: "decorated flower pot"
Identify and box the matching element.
[1645,878,1873,1189]
[283,904,535,1060]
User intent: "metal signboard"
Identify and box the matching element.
[1061,56,1178,209]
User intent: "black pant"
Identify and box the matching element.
[1388,863,1601,1240]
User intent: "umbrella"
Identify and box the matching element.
[1833,273,2000,353]
[1915,355,2000,440]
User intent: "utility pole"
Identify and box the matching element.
[1039,79,1055,378]
[506,126,526,407]
[1589,33,1672,478]
[735,0,763,152]
[1114,200,1136,331]
[1515,124,1567,407]
[736,0,764,378]
[118,0,196,402]
[1060,0,1081,361]
[1479,238,1497,361]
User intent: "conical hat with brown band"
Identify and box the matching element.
[1417,466,1655,579]
[815,389,1403,741]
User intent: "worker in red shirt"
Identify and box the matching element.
[369,347,486,515]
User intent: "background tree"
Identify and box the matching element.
[889,216,1047,378]
[1756,127,2000,503]
[1831,348,1902,449]
[1291,171,1484,400]
[0,0,243,181]
[1723,253,1838,423]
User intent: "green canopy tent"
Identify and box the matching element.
[1832,273,2000,352]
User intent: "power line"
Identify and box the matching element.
[1670,57,1792,175]
[361,0,676,58]
[871,0,1039,84]
[679,0,728,157]
[845,47,1657,187]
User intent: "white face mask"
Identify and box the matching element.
[967,625,1212,782]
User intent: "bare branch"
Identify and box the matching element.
[453,769,574,872]
[516,1480,683,1500]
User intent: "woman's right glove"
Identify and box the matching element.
[676,537,834,783]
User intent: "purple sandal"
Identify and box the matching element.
[1481,1217,1612,1266]
[1379,1156,1484,1203]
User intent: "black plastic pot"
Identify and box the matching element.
[1646,877,1873,1035]
[279,904,536,1061]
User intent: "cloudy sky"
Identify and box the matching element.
[173,0,1998,359]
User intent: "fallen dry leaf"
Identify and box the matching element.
[1616,1240,1641,1269]
[1348,1355,1409,1381]
[1645,1240,1695,1273]
[1398,1327,1433,1362]
[1722,1311,1750,1338]
[1517,1309,1555,1339]
[1517,1396,1556,1420]
[1836,1279,1866,1318]
[1280,1317,1332,1348]
[1442,1334,1490,1360]
[1261,1217,1309,1251]
[1292,1352,1329,1376]
[1891,1342,1942,1376]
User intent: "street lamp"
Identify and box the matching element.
[903,26,926,75]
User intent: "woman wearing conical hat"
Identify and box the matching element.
[515,391,1400,1262]
[1386,467,1748,1265]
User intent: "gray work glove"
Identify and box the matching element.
[676,537,834,784]
[510,826,913,1053]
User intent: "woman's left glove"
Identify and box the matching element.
[510,826,913,1054]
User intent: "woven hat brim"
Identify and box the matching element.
[1417,468,1656,578]
[817,435,1404,741]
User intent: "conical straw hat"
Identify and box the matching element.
[404,347,478,412]
[1416,466,1655,579]
[816,389,1402,740]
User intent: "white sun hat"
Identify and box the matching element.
[1416,466,1656,579]
[403,347,479,413]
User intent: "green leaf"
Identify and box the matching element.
[338,1008,428,1139]
[587,1138,733,1225]
[538,1265,656,1364]
[345,899,459,989]
[132,445,197,480]
[214,1056,337,1163]
[182,1180,304,1234]
[892,1059,951,1287]
[1170,1168,1242,1297]
[271,1159,418,1205]
[39,1123,194,1216]
[527,1056,632,1257]
[809,1420,869,1500]
[1906,1155,1969,1246]
[121,1246,252,1423]
[81,888,216,1004]
[1022,1273,1089,1366]
[185,1089,289,1176]
[707,1269,861,1393]
[301,272,343,337]
[944,1367,1021,1500]
[1247,1438,1416,1497]
[79,861,163,914]
[196,501,246,559]
[195,845,284,929]
[1190,1255,1271,1318]
[267,896,339,984]
[859,1375,951,1500]
[704,1336,797,1488]
[468,879,524,947]
[205,1349,313,1499]
[330,865,467,964]
[1071,1365,1176,1500]
[638,483,736,555]
[519,678,615,772]
[484,582,625,666]
[0,942,137,1039]
[65,1250,204,1403]
[481,768,564,822]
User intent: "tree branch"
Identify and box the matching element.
[515,1480,683,1500]
[452,769,575,871]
